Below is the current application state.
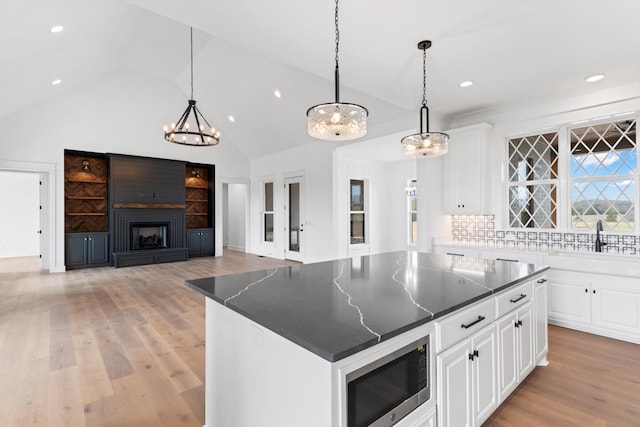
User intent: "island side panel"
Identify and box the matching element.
[205,298,333,427]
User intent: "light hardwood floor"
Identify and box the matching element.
[1,252,639,426]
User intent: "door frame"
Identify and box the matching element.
[284,173,305,262]
[0,159,58,271]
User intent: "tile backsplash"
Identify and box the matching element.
[450,214,639,255]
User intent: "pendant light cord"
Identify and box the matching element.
[422,46,427,107]
[335,0,340,69]
[334,0,340,102]
[190,27,194,100]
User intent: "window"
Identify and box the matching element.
[263,182,274,242]
[407,180,417,244]
[350,179,365,244]
[507,132,559,228]
[569,119,636,231]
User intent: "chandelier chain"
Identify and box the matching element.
[422,47,427,106]
[334,0,339,68]
[190,27,194,100]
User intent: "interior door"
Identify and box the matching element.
[284,176,304,262]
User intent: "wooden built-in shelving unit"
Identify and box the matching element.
[185,165,212,229]
[64,153,108,233]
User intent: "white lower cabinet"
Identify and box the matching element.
[396,404,437,427]
[534,278,549,364]
[547,270,640,343]
[437,324,497,427]
[496,303,534,401]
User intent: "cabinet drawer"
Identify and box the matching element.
[435,298,495,352]
[496,281,533,318]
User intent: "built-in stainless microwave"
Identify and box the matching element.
[346,335,430,427]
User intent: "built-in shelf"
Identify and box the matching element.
[112,203,186,209]
[186,185,209,189]
[66,196,107,200]
[67,212,107,216]
[66,179,107,184]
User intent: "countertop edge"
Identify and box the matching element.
[185,265,549,362]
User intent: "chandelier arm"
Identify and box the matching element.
[194,105,214,130]
[192,105,204,144]
[175,104,192,132]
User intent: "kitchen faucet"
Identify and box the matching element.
[595,220,607,252]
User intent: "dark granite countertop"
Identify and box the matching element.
[186,251,548,362]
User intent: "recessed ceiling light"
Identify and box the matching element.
[585,73,604,83]
[51,79,62,86]
[228,115,235,122]
[274,90,282,98]
[50,25,64,33]
[459,80,474,88]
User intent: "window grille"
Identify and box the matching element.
[569,119,636,231]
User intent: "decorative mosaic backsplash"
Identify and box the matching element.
[451,214,639,255]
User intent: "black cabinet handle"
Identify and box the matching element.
[593,290,596,294]
[510,294,527,303]
[446,252,465,257]
[468,349,479,361]
[585,289,588,293]
[497,258,519,262]
[514,319,523,328]
[461,315,486,329]
[537,278,547,284]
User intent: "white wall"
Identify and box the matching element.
[250,142,335,262]
[0,68,250,270]
[446,81,640,230]
[226,183,247,252]
[0,171,40,258]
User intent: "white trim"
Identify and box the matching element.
[0,159,62,272]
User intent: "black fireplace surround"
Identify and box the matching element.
[111,208,188,267]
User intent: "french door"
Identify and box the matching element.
[284,176,305,262]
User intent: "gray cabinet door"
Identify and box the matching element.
[66,234,88,266]
[89,233,109,264]
[187,230,202,256]
[200,229,214,255]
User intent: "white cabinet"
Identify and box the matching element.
[534,278,549,364]
[496,302,534,402]
[437,324,497,427]
[442,123,493,214]
[396,404,437,427]
[547,270,640,343]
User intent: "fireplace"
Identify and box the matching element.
[131,223,169,250]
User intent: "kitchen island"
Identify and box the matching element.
[186,251,549,427]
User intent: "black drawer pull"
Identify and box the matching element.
[497,258,518,262]
[446,252,464,257]
[537,278,547,284]
[461,315,486,329]
[510,294,527,303]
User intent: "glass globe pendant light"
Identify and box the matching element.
[164,27,220,146]
[306,0,368,141]
[401,40,449,157]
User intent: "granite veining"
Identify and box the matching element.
[186,251,548,362]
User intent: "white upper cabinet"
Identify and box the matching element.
[442,123,493,214]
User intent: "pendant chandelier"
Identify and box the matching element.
[306,0,368,141]
[401,40,449,157]
[164,27,220,146]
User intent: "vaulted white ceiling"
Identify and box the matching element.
[2,0,639,159]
